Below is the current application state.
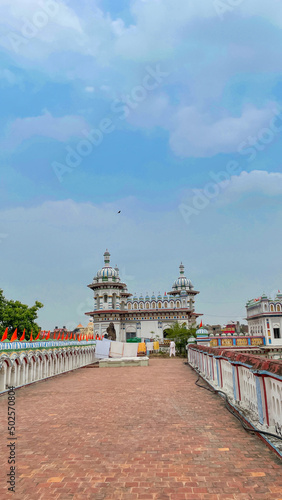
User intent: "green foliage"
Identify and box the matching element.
[165,322,197,355]
[0,289,43,340]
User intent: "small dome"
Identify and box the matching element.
[145,293,150,300]
[133,293,138,301]
[97,267,119,279]
[187,336,196,344]
[139,294,144,301]
[151,292,156,300]
[174,277,193,288]
[196,328,209,337]
[157,292,162,300]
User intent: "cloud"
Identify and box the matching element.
[169,103,277,158]
[2,110,88,148]
[1,0,282,159]
[217,170,282,204]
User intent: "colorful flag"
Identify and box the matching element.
[10,328,18,342]
[57,332,61,340]
[30,330,33,342]
[65,333,69,340]
[35,331,40,341]
[69,333,73,340]
[20,329,26,341]
[199,320,203,328]
[1,327,8,342]
[46,331,50,340]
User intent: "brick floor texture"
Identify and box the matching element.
[0,358,281,499]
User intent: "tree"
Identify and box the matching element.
[165,322,197,355]
[0,289,44,340]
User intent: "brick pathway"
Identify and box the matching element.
[0,358,281,500]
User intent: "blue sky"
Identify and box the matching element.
[1,0,282,330]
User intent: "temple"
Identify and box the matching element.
[86,250,201,341]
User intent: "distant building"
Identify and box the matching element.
[246,292,282,346]
[205,322,248,337]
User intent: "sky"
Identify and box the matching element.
[1,0,282,330]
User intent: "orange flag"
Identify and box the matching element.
[62,332,65,340]
[69,333,73,340]
[20,329,26,341]
[53,331,56,340]
[65,333,69,340]
[1,327,8,342]
[199,320,203,328]
[35,331,40,341]
[57,332,61,340]
[10,328,18,342]
[30,330,33,342]
[46,331,50,340]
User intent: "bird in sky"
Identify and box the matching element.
[117,210,121,213]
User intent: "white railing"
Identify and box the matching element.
[188,346,282,440]
[0,344,96,393]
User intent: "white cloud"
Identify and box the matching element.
[2,110,88,148]
[218,170,282,204]
[169,103,277,158]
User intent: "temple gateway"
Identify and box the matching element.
[86,250,201,341]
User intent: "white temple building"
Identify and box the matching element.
[246,293,282,346]
[86,250,201,341]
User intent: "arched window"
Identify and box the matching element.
[176,301,180,308]
[134,303,137,309]
[270,304,274,312]
[152,302,156,309]
[140,303,143,309]
[158,302,162,308]
[170,301,174,308]
[277,304,281,312]
[164,301,168,308]
[104,295,107,303]
[146,302,149,309]
[128,303,132,310]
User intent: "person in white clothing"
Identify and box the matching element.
[169,340,176,357]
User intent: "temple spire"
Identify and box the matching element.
[179,262,185,276]
[104,249,110,267]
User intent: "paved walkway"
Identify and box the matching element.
[0,358,281,500]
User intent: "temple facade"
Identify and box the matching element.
[86,250,201,341]
[246,293,282,346]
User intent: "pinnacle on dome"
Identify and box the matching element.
[179,262,185,276]
[103,249,110,267]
